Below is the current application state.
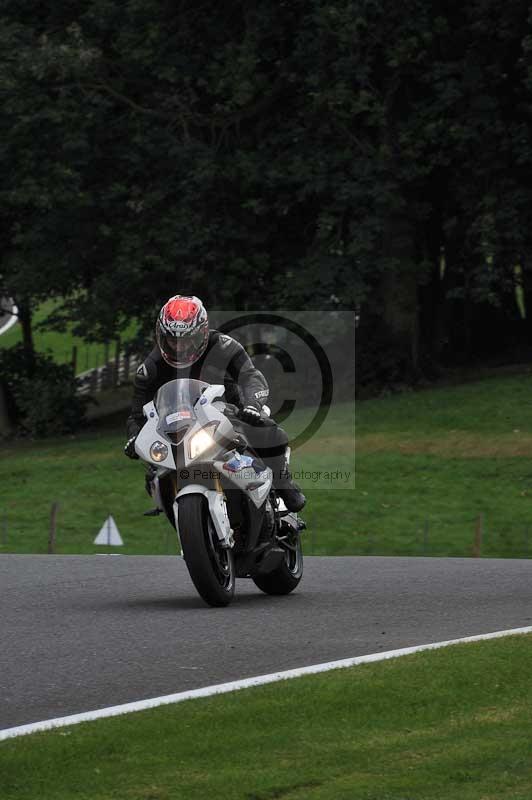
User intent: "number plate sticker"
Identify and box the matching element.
[166,410,192,424]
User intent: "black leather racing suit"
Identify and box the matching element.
[126,330,290,468]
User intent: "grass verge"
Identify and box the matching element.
[350,371,532,558]
[1,633,532,799]
[0,402,354,556]
[3,370,532,556]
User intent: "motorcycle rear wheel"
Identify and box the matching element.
[252,534,303,595]
[179,495,235,607]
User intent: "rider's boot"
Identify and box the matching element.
[268,452,306,513]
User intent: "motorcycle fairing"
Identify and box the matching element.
[213,457,272,508]
[135,401,176,469]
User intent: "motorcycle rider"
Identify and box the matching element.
[124,295,306,512]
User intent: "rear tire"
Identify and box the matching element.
[179,495,235,607]
[252,534,303,595]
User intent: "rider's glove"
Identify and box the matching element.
[240,403,263,424]
[124,435,139,459]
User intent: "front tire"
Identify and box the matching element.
[179,495,235,607]
[252,534,303,595]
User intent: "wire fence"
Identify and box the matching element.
[74,345,140,395]
[78,350,139,394]
[53,344,111,373]
[0,504,177,556]
[49,339,140,393]
[309,514,532,558]
[3,506,532,560]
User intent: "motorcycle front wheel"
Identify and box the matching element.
[179,495,235,607]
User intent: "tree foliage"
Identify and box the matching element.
[1,0,532,386]
[0,344,89,436]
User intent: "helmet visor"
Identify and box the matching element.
[158,326,207,367]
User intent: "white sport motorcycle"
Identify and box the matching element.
[135,378,305,607]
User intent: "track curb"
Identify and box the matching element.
[1,624,531,742]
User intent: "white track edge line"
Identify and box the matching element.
[0,302,18,337]
[2,624,532,742]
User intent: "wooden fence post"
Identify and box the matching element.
[48,502,59,554]
[113,338,121,387]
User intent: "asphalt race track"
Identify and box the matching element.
[1,554,532,730]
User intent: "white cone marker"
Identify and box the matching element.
[94,516,123,546]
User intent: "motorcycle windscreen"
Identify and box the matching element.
[155,378,210,436]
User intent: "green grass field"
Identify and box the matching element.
[0,401,354,556]
[2,633,532,799]
[0,299,136,374]
[354,371,532,557]
[2,369,532,557]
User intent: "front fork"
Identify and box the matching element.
[173,484,234,554]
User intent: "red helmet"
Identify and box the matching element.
[156,295,209,368]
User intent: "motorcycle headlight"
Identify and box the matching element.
[189,423,218,459]
[150,441,169,462]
